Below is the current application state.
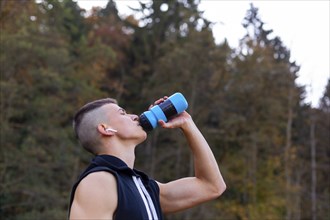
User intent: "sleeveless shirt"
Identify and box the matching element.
[68,155,163,220]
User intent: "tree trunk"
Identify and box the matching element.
[285,88,293,220]
[251,134,257,205]
[310,111,317,220]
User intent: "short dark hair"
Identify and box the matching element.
[73,98,117,153]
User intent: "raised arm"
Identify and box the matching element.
[69,171,118,219]
[157,111,226,214]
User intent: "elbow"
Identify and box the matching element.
[217,181,227,197]
[208,180,226,200]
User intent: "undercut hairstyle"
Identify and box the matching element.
[73,98,117,155]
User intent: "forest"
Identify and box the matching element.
[0,0,329,219]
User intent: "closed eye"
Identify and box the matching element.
[118,108,127,115]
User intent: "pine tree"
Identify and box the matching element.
[0,0,113,218]
[221,4,304,219]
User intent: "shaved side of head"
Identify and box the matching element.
[73,98,117,154]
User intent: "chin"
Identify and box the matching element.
[140,131,147,142]
[133,129,147,144]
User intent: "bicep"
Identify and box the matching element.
[70,172,118,220]
[157,177,211,213]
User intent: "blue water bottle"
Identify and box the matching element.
[139,92,188,131]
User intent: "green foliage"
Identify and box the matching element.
[0,1,328,220]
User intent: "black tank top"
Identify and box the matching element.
[68,155,163,220]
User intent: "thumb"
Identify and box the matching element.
[158,120,177,129]
[158,120,167,128]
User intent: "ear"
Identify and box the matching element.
[97,124,115,136]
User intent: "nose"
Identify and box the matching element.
[131,114,139,121]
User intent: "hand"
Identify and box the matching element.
[158,111,192,129]
[150,96,192,130]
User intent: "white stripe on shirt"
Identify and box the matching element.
[132,176,158,220]
[137,177,159,220]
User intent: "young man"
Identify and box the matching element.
[68,96,226,220]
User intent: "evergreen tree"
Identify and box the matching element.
[1,1,327,219]
[220,4,304,219]
[0,0,115,218]
[122,0,210,110]
[84,0,133,100]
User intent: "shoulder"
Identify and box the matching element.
[76,171,117,197]
[70,171,118,219]
[84,170,116,182]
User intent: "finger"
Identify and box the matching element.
[154,98,164,105]
[148,98,164,110]
[158,120,176,129]
[155,96,170,106]
[158,120,167,128]
[149,96,169,110]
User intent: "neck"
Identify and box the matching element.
[97,141,136,168]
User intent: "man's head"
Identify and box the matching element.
[73,98,146,155]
